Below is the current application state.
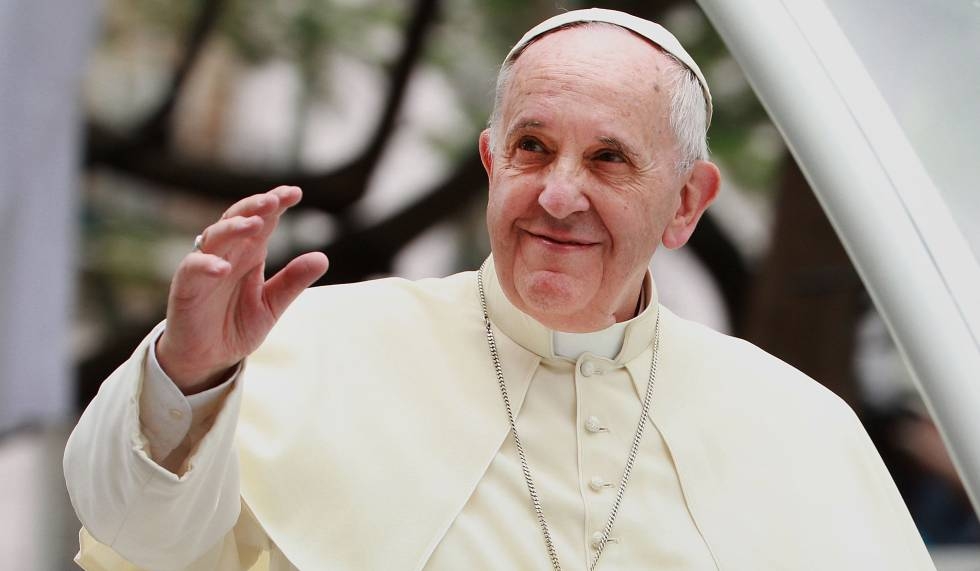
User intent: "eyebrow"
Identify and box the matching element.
[598,136,640,160]
[505,119,544,142]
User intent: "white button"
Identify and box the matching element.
[591,531,618,549]
[589,476,610,492]
[580,360,597,377]
[168,408,184,420]
[585,416,604,433]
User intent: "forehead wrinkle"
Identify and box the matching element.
[510,26,667,96]
[504,39,652,111]
[502,55,664,135]
[516,64,640,105]
[503,63,649,124]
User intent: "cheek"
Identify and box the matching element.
[489,181,536,225]
[606,195,665,258]
[486,187,523,247]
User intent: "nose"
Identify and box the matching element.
[537,160,590,219]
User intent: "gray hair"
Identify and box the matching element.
[487,23,709,173]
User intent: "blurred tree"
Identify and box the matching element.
[743,160,866,408]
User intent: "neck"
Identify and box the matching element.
[481,256,660,364]
[534,282,647,333]
[550,281,645,360]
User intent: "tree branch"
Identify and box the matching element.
[316,151,486,283]
[137,0,226,147]
[92,0,226,165]
[86,0,441,213]
[358,0,440,172]
[86,122,369,212]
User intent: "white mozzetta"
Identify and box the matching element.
[66,261,933,570]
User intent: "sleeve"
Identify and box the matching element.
[63,322,254,571]
[139,326,240,470]
[74,501,272,571]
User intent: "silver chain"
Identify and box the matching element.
[477,264,662,571]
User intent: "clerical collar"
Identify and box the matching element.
[552,325,629,361]
[483,256,658,364]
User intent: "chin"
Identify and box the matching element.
[516,270,591,320]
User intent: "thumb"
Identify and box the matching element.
[262,252,329,319]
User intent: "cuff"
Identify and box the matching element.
[139,325,241,462]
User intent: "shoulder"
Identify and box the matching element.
[283,269,475,317]
[658,307,858,431]
[265,269,480,344]
[655,314,929,566]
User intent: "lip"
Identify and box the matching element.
[524,229,599,248]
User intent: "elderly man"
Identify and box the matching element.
[65,8,934,571]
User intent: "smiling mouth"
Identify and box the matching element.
[526,230,598,247]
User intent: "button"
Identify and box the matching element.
[591,531,618,550]
[589,476,611,492]
[168,408,185,420]
[580,360,597,377]
[585,416,605,433]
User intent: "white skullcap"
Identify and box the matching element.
[504,8,713,126]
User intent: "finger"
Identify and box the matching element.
[198,215,264,257]
[221,187,292,220]
[248,186,303,242]
[268,185,303,214]
[169,253,233,307]
[261,252,329,319]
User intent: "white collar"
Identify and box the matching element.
[552,322,630,360]
[484,256,658,363]
[552,282,646,359]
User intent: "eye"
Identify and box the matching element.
[517,137,546,153]
[594,150,627,163]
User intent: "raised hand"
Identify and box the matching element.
[156,186,329,394]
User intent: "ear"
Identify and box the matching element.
[479,129,494,183]
[661,160,721,249]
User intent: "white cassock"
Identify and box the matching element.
[65,257,936,570]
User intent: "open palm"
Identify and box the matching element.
[157,186,329,393]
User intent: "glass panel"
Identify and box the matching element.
[824,0,980,263]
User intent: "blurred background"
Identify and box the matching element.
[0,0,977,569]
